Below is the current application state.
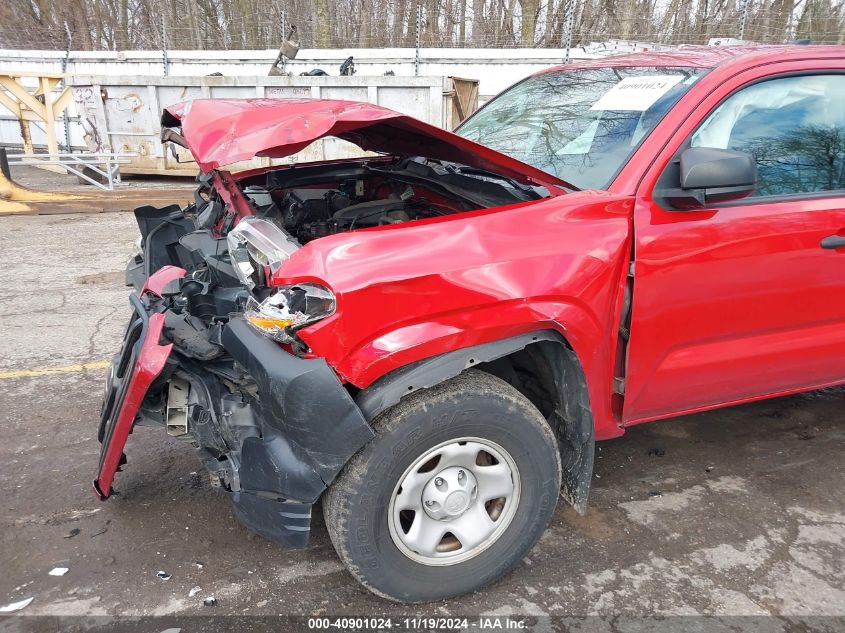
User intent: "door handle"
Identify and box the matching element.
[821,235,845,250]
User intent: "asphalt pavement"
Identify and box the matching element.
[0,203,843,630]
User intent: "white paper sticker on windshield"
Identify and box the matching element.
[589,75,684,112]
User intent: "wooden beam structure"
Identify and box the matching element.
[0,71,73,156]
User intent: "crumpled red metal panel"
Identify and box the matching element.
[94,312,172,499]
[161,98,572,192]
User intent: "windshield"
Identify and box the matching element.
[457,67,706,190]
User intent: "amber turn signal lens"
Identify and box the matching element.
[246,314,294,330]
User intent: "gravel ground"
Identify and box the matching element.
[0,209,843,629]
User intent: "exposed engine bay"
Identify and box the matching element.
[192,156,547,245]
[126,156,549,362]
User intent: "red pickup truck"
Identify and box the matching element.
[96,45,845,602]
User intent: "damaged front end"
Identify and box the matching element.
[96,97,570,548]
[96,200,373,547]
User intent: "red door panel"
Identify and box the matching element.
[625,196,845,423]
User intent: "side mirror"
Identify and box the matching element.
[661,147,757,209]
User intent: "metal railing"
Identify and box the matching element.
[3,152,135,191]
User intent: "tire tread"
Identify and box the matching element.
[323,369,561,602]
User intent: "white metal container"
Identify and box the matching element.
[66,74,478,175]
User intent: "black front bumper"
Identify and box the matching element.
[114,202,375,549]
[182,317,374,548]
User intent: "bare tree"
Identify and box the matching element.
[0,0,843,51]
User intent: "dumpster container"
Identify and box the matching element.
[68,74,479,175]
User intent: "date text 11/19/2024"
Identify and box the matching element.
[307,617,527,630]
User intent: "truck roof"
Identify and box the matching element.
[538,44,845,74]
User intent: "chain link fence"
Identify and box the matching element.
[0,0,842,54]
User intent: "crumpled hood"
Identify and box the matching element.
[161,98,570,191]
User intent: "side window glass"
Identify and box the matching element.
[691,75,845,197]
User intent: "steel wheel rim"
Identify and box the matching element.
[387,436,521,566]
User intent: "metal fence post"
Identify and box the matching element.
[160,15,170,76]
[415,3,422,77]
[61,23,73,153]
[737,0,749,40]
[563,0,576,63]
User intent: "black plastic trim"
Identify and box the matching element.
[355,331,562,421]
[228,491,312,549]
[221,317,375,502]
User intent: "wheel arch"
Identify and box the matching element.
[354,330,595,513]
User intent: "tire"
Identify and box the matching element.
[323,369,562,602]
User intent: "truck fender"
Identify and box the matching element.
[354,330,594,513]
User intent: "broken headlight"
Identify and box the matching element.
[227,218,300,291]
[245,283,336,342]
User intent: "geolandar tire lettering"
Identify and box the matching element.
[323,369,562,602]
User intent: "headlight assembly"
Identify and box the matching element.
[245,283,336,342]
[227,218,300,290]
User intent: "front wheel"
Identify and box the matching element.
[323,370,562,602]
